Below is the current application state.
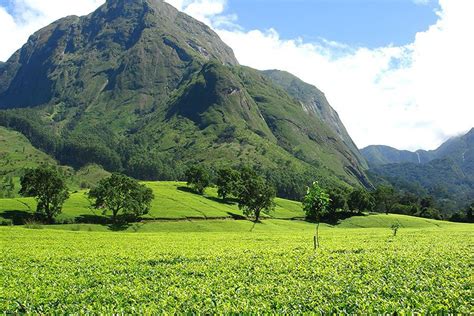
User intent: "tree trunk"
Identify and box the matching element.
[314,222,320,250]
[255,209,261,222]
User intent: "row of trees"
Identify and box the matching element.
[185,165,275,222]
[18,166,154,223]
[15,165,474,225]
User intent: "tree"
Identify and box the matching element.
[185,165,211,195]
[373,185,398,215]
[348,189,375,213]
[88,174,154,222]
[19,165,69,223]
[328,190,347,214]
[216,167,240,200]
[466,203,473,223]
[302,182,330,250]
[237,167,275,222]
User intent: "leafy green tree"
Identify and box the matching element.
[420,196,434,209]
[19,165,69,223]
[373,185,398,215]
[303,182,330,250]
[237,167,275,222]
[88,174,154,222]
[348,189,375,213]
[185,165,211,195]
[216,167,240,200]
[303,182,331,221]
[328,190,347,214]
[467,203,474,223]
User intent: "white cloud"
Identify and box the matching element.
[1,0,473,151]
[0,0,105,61]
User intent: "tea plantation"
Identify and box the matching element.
[0,181,472,313]
[0,215,472,313]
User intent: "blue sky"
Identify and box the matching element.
[224,0,440,48]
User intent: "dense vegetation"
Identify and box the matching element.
[1,217,471,313]
[363,129,474,214]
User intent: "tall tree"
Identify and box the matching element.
[237,167,275,222]
[88,174,154,222]
[185,165,211,195]
[19,165,69,223]
[373,185,398,215]
[348,189,375,213]
[216,167,240,200]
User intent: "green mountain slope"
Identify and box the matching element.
[361,128,474,168]
[0,126,109,197]
[262,69,367,169]
[0,0,369,199]
[365,129,474,211]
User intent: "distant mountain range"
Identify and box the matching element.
[0,0,370,199]
[362,129,474,211]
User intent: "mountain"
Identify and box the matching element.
[362,146,434,167]
[0,0,370,199]
[362,129,474,168]
[364,129,474,211]
[261,70,367,169]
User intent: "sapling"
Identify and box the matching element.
[391,222,401,236]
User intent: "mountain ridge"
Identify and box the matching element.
[0,0,370,199]
[365,128,474,212]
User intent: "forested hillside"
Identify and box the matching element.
[365,129,474,212]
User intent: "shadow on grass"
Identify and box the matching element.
[108,222,131,231]
[177,186,197,194]
[0,210,33,225]
[226,212,246,220]
[74,214,141,231]
[206,196,237,205]
[75,214,109,225]
[319,211,368,226]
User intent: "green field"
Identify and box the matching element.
[0,181,472,312]
[0,181,304,224]
[0,216,472,313]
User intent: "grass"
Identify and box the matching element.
[0,181,304,224]
[0,218,472,313]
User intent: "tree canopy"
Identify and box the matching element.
[303,182,330,222]
[88,173,154,222]
[19,165,69,223]
[216,167,240,200]
[185,165,211,195]
[237,167,275,222]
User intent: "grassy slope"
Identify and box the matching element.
[0,127,110,196]
[0,181,304,223]
[1,179,460,232]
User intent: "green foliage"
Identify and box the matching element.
[328,189,347,213]
[19,165,69,223]
[185,166,211,195]
[348,189,375,213]
[1,221,472,313]
[215,167,240,200]
[303,181,331,221]
[390,222,401,236]
[373,185,398,214]
[88,174,154,222]
[237,167,276,222]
